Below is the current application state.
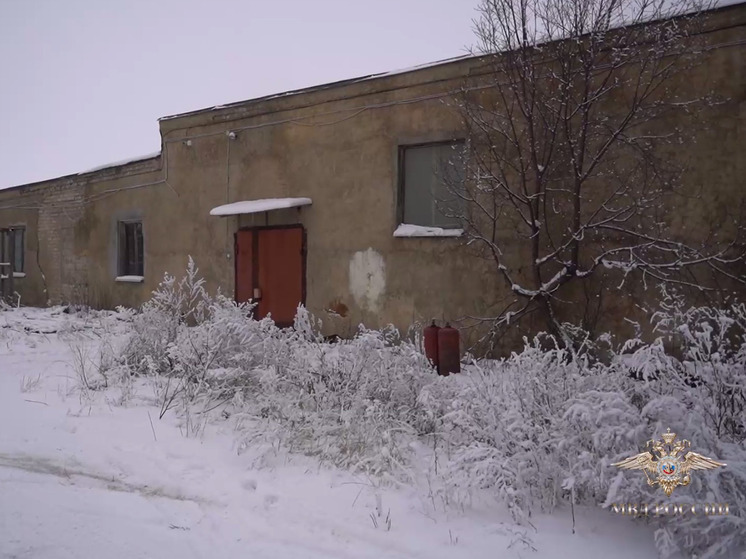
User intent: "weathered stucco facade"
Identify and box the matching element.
[1,4,745,346]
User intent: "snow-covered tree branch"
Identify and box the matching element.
[448,0,744,346]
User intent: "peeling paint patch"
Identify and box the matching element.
[326,299,349,318]
[349,248,386,313]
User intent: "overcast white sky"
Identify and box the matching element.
[0,0,477,189]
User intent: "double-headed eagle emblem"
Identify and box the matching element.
[613,429,726,496]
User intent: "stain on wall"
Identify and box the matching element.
[349,248,386,313]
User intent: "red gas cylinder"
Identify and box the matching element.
[437,323,460,376]
[423,321,440,372]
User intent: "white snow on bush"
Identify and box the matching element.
[2,264,744,558]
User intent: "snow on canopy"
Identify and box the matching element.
[209,197,312,216]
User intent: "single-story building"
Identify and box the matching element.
[1,2,744,348]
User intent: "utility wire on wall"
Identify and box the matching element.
[0,37,744,215]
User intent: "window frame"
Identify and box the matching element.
[0,226,25,274]
[117,220,144,278]
[397,139,466,230]
[12,226,24,274]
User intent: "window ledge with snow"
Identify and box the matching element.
[115,275,144,283]
[13,272,26,278]
[393,224,463,238]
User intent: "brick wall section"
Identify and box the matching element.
[36,182,86,304]
[0,155,162,306]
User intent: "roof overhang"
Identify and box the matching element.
[210,197,312,217]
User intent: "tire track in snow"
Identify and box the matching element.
[0,452,214,505]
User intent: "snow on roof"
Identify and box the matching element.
[209,197,312,216]
[78,151,161,175]
[158,2,743,124]
[158,55,473,122]
[360,55,472,81]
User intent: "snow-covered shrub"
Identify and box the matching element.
[114,261,437,478]
[601,297,746,559]
[65,311,130,395]
[68,339,109,392]
[120,257,213,376]
[104,260,745,558]
[653,296,746,442]
[432,339,638,521]
[427,297,746,557]
[241,323,436,479]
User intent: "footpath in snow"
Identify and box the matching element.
[0,307,657,559]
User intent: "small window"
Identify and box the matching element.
[399,140,465,229]
[13,227,24,273]
[118,221,144,277]
[0,227,24,273]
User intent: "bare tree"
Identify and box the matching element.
[451,0,745,347]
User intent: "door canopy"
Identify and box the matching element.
[210,198,312,217]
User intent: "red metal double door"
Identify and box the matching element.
[235,225,305,327]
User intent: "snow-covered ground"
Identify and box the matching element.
[0,307,658,559]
